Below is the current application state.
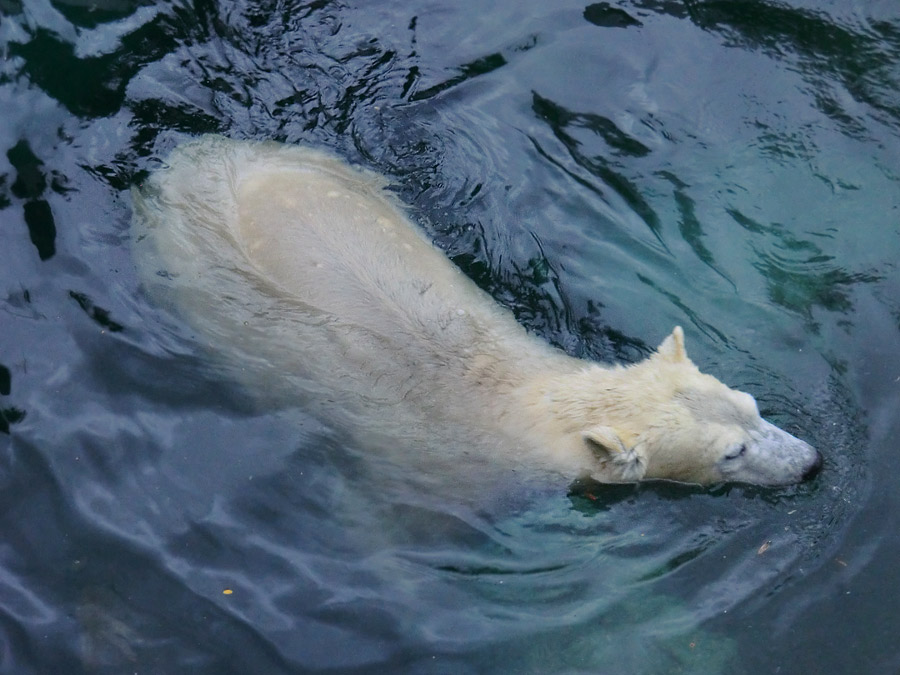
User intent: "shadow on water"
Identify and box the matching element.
[0,0,897,673]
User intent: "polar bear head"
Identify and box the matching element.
[557,327,823,486]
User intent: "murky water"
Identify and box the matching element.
[0,1,898,673]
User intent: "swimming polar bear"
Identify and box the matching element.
[132,135,822,486]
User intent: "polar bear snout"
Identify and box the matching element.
[728,420,823,486]
[802,449,824,481]
[768,424,822,485]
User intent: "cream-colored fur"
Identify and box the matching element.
[133,136,821,486]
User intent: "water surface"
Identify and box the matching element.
[1,1,898,673]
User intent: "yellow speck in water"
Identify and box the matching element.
[223,589,233,595]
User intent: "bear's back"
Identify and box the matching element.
[133,136,563,417]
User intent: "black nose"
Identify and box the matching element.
[802,450,824,481]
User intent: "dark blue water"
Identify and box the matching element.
[1,1,898,673]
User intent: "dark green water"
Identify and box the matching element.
[1,1,898,673]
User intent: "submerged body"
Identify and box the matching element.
[133,136,821,486]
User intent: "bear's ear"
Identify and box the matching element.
[583,426,647,482]
[655,326,688,363]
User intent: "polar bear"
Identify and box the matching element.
[133,135,822,486]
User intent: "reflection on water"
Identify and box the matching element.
[0,0,898,673]
[664,0,900,130]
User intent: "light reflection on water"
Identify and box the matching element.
[0,0,898,673]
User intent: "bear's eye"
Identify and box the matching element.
[724,444,747,461]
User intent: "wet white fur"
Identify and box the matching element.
[133,136,820,486]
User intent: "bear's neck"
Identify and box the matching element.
[516,362,631,424]
[506,358,662,456]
